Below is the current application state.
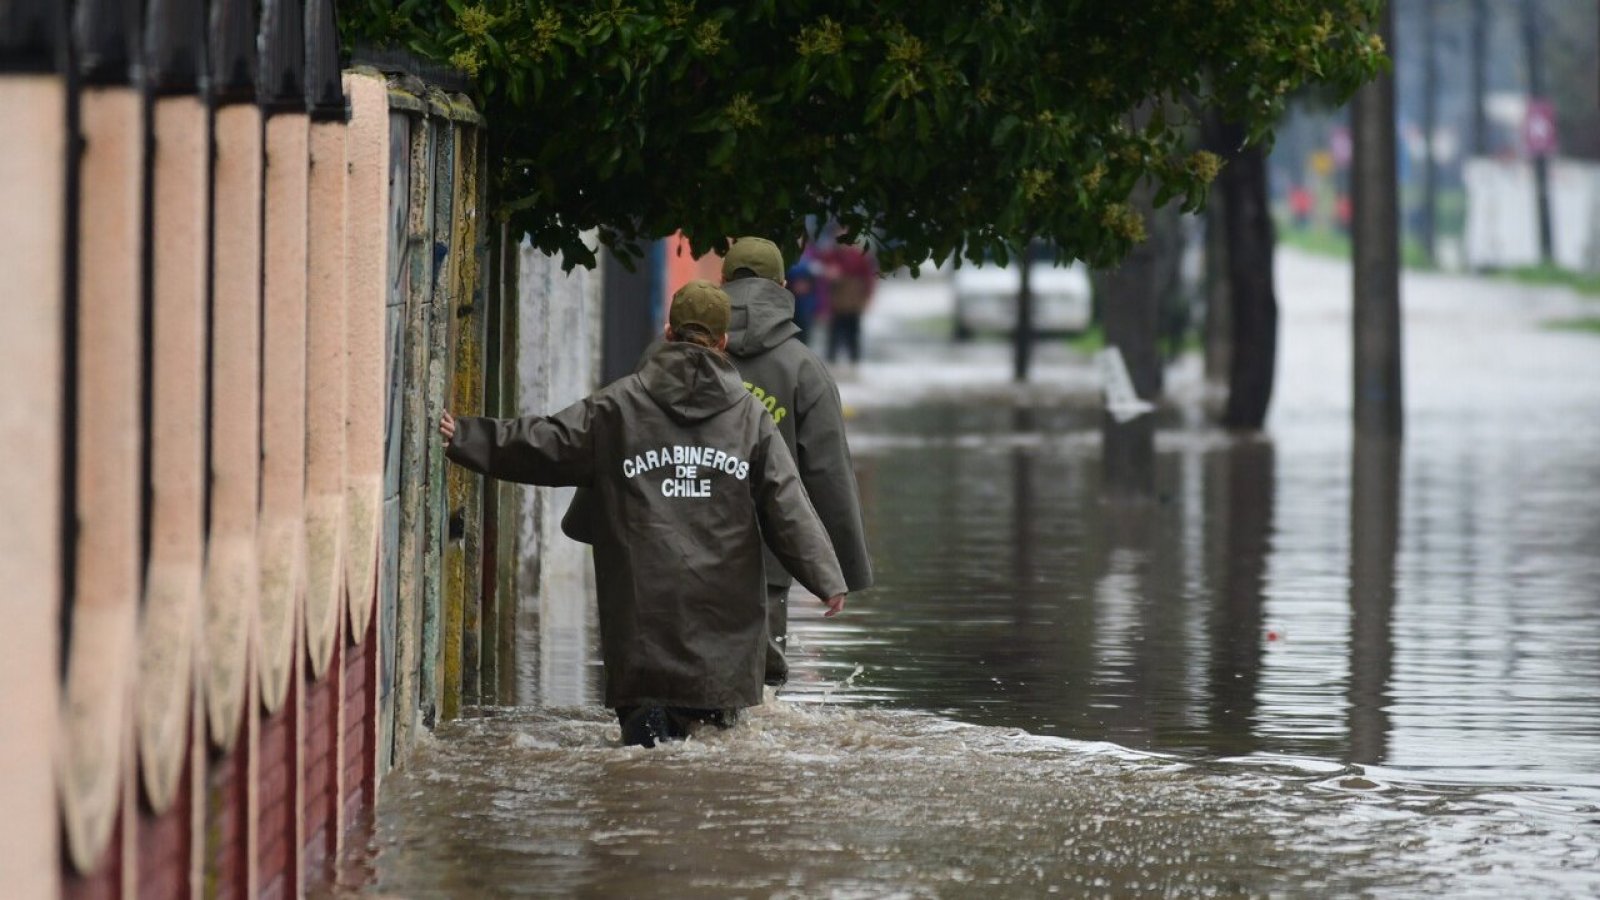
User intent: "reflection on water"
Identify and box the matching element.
[1348,435,1400,766]
[341,255,1600,896]
[791,389,1600,789]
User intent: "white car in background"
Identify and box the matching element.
[951,249,1093,340]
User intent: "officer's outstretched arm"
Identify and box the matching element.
[443,397,597,487]
[753,420,848,607]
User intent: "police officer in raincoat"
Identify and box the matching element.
[566,237,873,686]
[440,281,846,747]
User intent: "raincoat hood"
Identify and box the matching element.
[726,277,801,357]
[639,342,747,424]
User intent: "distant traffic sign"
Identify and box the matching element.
[1524,98,1558,158]
[1330,127,1352,168]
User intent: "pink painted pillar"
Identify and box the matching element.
[304,116,349,681]
[0,63,67,900]
[342,72,390,648]
[59,78,145,877]
[258,108,311,716]
[204,98,264,752]
[136,87,210,823]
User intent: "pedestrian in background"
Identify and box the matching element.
[786,255,823,345]
[442,280,847,747]
[823,238,877,366]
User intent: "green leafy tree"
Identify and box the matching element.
[341,1,1384,269]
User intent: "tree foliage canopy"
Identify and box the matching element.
[341,1,1384,269]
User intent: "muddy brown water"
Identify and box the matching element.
[333,254,1600,897]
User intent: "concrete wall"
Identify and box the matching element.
[513,244,604,706]
[1464,156,1600,272]
[41,64,392,900]
[0,52,608,895]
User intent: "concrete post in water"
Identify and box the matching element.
[136,0,210,819]
[303,0,350,682]
[1351,1,1403,438]
[0,2,67,893]
[1348,0,1403,749]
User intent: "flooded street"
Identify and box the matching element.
[335,251,1600,897]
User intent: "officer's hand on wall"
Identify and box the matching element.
[439,409,456,445]
[822,594,846,617]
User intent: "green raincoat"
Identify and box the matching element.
[447,341,846,710]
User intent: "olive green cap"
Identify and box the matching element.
[669,279,732,337]
[721,236,785,282]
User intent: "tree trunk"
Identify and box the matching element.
[1419,0,1438,266]
[1013,240,1035,383]
[1202,184,1232,401]
[1210,117,1278,431]
[1351,0,1404,438]
[1521,0,1554,265]
[1470,0,1489,156]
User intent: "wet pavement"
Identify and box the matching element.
[332,250,1600,897]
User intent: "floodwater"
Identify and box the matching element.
[332,251,1600,897]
